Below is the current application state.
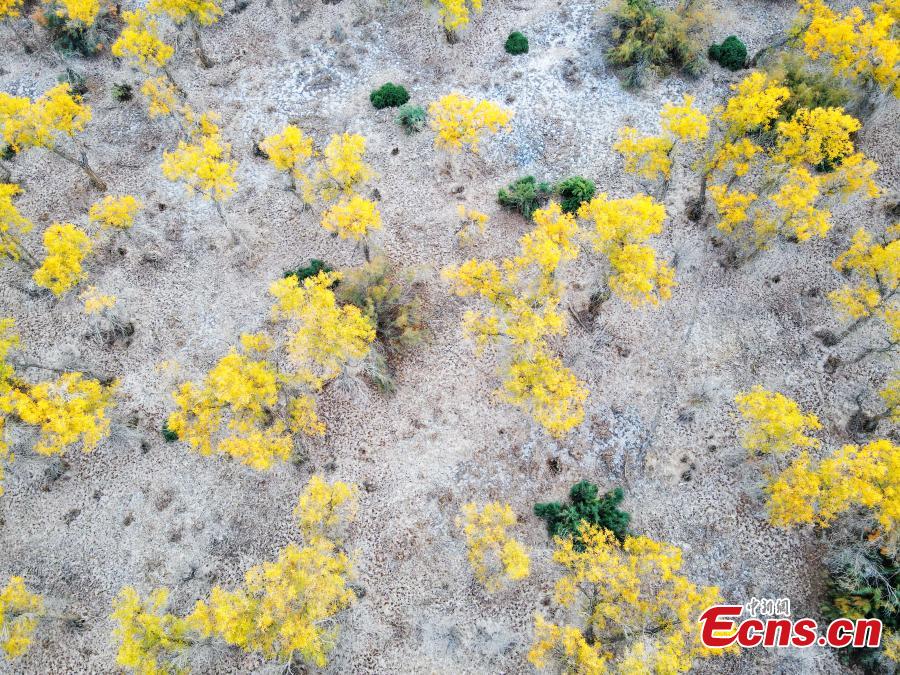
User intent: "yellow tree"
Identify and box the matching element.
[46,0,103,28]
[617,72,880,260]
[161,110,238,230]
[577,193,675,313]
[148,0,222,67]
[169,275,374,471]
[259,124,316,203]
[434,0,483,41]
[268,270,376,388]
[89,194,143,233]
[529,523,733,673]
[457,502,530,591]
[166,334,312,470]
[320,194,382,261]
[797,0,899,97]
[112,476,360,672]
[0,183,36,267]
[0,318,117,496]
[0,83,105,190]
[111,8,183,101]
[444,202,587,437]
[734,385,821,455]
[0,576,44,660]
[32,222,92,297]
[614,94,709,185]
[767,439,900,552]
[314,132,374,202]
[827,225,898,359]
[428,93,512,154]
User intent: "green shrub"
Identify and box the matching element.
[606,0,706,88]
[768,53,853,122]
[337,256,427,362]
[370,82,410,110]
[395,104,427,134]
[822,546,899,671]
[42,6,119,58]
[534,482,631,546]
[1,145,16,161]
[283,258,333,282]
[161,421,178,442]
[556,176,596,214]
[497,176,552,219]
[708,35,746,71]
[112,83,134,102]
[59,68,88,96]
[504,31,529,55]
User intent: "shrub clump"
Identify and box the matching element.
[822,546,899,672]
[556,176,596,214]
[161,421,179,442]
[497,176,553,218]
[606,0,706,88]
[395,105,427,134]
[370,83,410,110]
[112,83,133,102]
[284,258,333,283]
[708,35,747,71]
[504,31,529,55]
[337,256,427,391]
[768,53,853,122]
[534,481,631,546]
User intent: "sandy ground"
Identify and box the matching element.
[1,0,897,672]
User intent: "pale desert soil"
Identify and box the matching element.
[0,0,897,672]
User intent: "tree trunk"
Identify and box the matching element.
[191,22,213,68]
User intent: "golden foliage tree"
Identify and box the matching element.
[161,110,238,228]
[734,385,822,455]
[148,0,222,67]
[444,201,587,437]
[168,273,375,470]
[617,72,880,261]
[32,222,92,296]
[0,317,116,496]
[767,438,900,552]
[457,502,530,591]
[434,0,483,39]
[827,224,898,357]
[0,576,44,660]
[529,523,733,673]
[428,93,513,154]
[797,0,899,97]
[112,476,359,672]
[0,83,105,190]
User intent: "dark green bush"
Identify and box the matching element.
[708,35,746,71]
[534,482,631,546]
[606,0,706,88]
[505,31,529,55]
[769,53,853,122]
[556,176,596,214]
[395,105,427,134]
[822,546,899,671]
[112,83,134,102]
[498,176,552,219]
[161,421,178,442]
[284,258,333,282]
[1,145,16,161]
[370,82,410,110]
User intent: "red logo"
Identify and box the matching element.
[699,605,882,649]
